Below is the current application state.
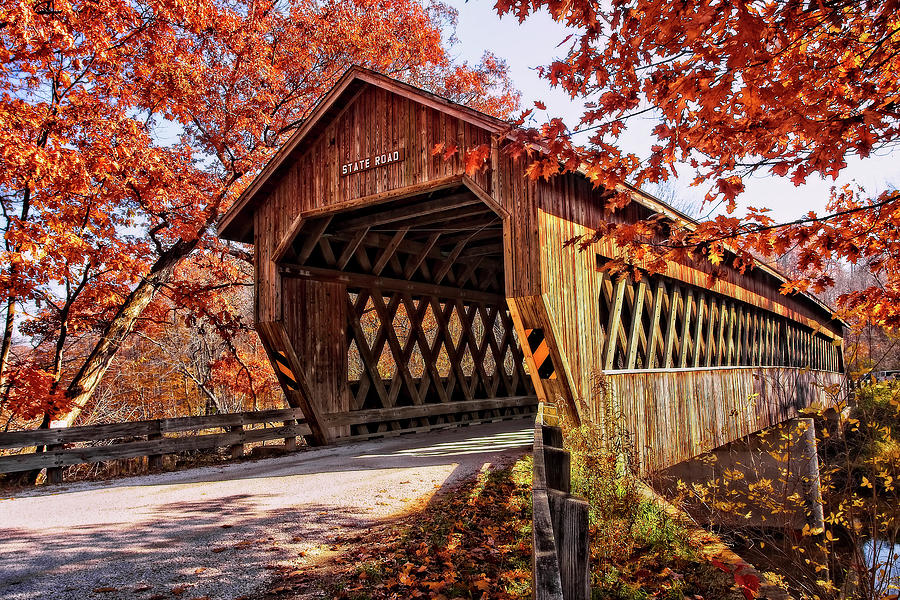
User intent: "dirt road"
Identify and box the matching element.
[0,418,532,600]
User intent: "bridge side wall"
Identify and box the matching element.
[504,168,846,472]
[604,368,842,474]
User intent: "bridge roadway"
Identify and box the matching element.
[0,418,532,600]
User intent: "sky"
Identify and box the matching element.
[442,0,899,223]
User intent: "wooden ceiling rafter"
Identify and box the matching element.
[333,191,480,232]
[280,185,505,299]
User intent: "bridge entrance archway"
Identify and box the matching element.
[264,178,535,440]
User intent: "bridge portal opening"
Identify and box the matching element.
[276,181,535,438]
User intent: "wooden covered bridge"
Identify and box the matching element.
[217,67,844,475]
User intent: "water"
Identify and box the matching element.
[863,538,900,593]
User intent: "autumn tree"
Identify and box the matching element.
[0,0,518,426]
[495,0,900,329]
[489,3,899,596]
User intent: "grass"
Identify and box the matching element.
[565,425,746,600]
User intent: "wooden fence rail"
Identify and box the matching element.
[0,407,310,481]
[0,395,539,483]
[533,404,590,600]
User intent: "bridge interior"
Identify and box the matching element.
[274,182,535,438]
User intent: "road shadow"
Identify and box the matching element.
[0,493,390,600]
[0,419,534,600]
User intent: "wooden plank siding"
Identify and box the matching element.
[604,368,844,474]
[254,85,495,324]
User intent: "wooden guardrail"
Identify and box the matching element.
[0,407,309,483]
[0,395,539,484]
[533,404,590,600]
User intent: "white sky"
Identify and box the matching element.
[444,0,899,223]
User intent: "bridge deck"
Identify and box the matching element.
[0,419,533,600]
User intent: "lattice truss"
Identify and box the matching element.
[598,272,843,373]
[346,289,533,434]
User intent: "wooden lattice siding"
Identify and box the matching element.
[344,289,533,436]
[604,368,844,473]
[598,271,843,373]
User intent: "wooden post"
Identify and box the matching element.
[542,424,564,448]
[229,424,245,458]
[533,486,565,600]
[45,444,62,485]
[284,419,298,451]
[548,490,590,600]
[148,421,164,470]
[543,446,571,494]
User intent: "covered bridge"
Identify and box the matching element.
[217,67,844,474]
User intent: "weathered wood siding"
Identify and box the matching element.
[231,72,846,456]
[255,85,494,323]
[282,278,350,437]
[498,153,542,298]
[532,169,841,338]
[603,367,843,473]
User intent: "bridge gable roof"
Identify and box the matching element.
[217,67,507,242]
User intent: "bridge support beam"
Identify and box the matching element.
[656,417,824,531]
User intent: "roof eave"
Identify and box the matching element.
[217,66,509,242]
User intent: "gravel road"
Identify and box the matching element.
[0,418,533,600]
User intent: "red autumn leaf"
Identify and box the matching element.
[492,0,900,331]
[0,0,521,426]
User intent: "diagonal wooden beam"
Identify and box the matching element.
[370,293,420,407]
[691,293,705,367]
[292,216,333,266]
[434,232,477,284]
[604,277,627,370]
[256,320,330,445]
[318,237,336,266]
[678,289,695,368]
[456,257,484,288]
[726,303,737,366]
[336,227,370,271]
[403,232,441,279]
[272,214,305,263]
[371,227,409,276]
[715,300,728,366]
[400,294,450,404]
[345,296,392,410]
[663,285,680,368]
[626,279,647,369]
[647,279,666,368]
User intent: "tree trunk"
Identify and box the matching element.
[0,293,16,408]
[15,412,51,486]
[61,238,200,426]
